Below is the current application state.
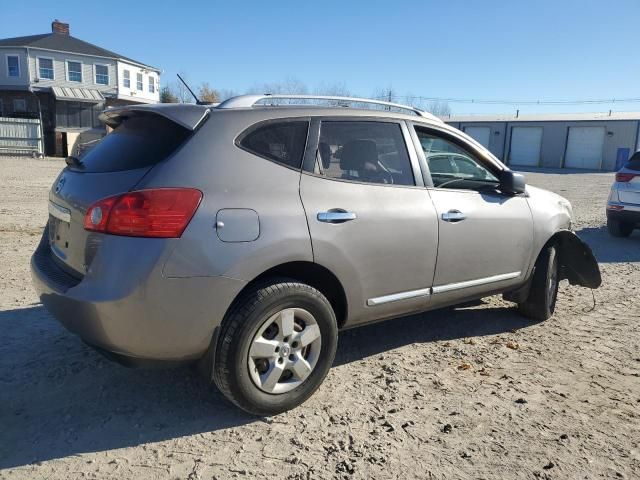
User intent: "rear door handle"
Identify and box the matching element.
[317,210,357,224]
[441,209,466,222]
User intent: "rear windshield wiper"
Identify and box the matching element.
[65,156,84,169]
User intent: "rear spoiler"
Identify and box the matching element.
[99,103,210,131]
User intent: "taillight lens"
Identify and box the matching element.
[84,188,202,238]
[616,172,638,182]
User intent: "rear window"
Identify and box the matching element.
[239,121,309,169]
[625,152,640,171]
[74,114,190,173]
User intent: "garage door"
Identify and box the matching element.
[509,127,543,167]
[564,126,605,169]
[464,126,491,149]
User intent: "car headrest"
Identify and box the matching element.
[340,139,378,171]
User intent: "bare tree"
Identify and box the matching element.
[425,100,452,117]
[371,86,396,102]
[368,86,401,111]
[218,89,240,101]
[160,85,179,103]
[314,82,351,97]
[175,72,196,103]
[246,77,309,103]
[310,82,353,106]
[403,92,423,109]
[198,82,220,103]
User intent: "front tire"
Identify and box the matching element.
[213,279,338,416]
[607,218,634,237]
[518,244,559,321]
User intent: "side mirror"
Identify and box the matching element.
[500,170,526,194]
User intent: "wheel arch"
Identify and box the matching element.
[232,261,349,329]
[504,229,601,303]
[552,230,601,288]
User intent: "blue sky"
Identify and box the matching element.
[3,0,640,114]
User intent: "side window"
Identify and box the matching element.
[239,121,309,169]
[416,128,499,189]
[317,121,414,186]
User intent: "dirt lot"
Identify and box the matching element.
[0,157,638,480]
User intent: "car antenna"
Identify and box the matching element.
[176,73,204,105]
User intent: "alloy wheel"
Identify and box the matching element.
[247,308,322,394]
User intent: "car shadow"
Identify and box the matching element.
[575,226,640,263]
[335,301,536,366]
[0,305,252,469]
[0,301,539,468]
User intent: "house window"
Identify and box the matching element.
[13,99,26,112]
[123,69,130,88]
[38,58,54,80]
[7,55,20,77]
[0,99,4,116]
[95,64,109,85]
[56,101,103,129]
[67,61,82,82]
[136,72,143,91]
[148,76,155,93]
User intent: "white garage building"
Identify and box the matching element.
[445,112,640,171]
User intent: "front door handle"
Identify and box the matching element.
[441,209,466,222]
[317,210,357,224]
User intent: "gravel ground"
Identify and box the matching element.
[0,157,638,480]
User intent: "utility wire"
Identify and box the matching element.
[373,95,640,106]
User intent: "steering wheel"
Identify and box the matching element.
[376,162,394,184]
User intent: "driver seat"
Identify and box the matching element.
[340,139,383,183]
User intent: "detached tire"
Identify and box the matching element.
[607,218,634,238]
[518,244,559,321]
[213,279,338,416]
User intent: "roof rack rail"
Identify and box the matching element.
[216,94,438,120]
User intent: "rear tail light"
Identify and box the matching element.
[84,188,202,238]
[615,172,638,182]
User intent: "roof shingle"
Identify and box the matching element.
[0,33,158,71]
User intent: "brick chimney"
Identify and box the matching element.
[51,19,69,35]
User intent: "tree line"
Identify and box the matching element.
[160,76,451,117]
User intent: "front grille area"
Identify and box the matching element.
[33,226,82,292]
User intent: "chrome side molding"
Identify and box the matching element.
[367,287,431,306]
[432,271,521,294]
[366,271,521,306]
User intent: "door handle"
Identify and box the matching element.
[317,210,357,224]
[441,209,466,222]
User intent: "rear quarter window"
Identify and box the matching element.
[75,114,190,173]
[625,152,640,171]
[238,120,309,169]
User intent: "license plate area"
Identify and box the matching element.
[48,201,72,260]
[619,189,640,205]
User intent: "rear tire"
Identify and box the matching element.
[213,279,338,416]
[607,218,634,237]
[518,244,559,321]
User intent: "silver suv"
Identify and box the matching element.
[607,151,640,237]
[31,95,601,415]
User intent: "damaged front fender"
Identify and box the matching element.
[556,230,601,289]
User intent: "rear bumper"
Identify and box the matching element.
[31,230,245,362]
[606,202,640,224]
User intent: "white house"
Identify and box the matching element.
[0,20,161,155]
